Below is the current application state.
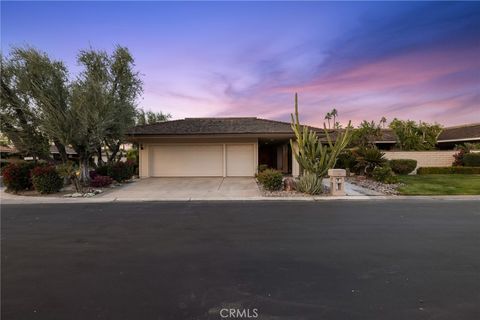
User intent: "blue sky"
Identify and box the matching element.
[2,1,480,126]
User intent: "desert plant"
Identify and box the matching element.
[389,159,417,175]
[1,162,35,192]
[90,175,113,188]
[353,147,386,176]
[417,167,480,174]
[372,166,398,184]
[57,161,82,192]
[31,165,63,194]
[290,93,352,178]
[257,169,283,191]
[463,153,480,167]
[296,173,323,195]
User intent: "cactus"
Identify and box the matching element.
[290,93,352,178]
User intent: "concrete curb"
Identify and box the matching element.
[2,194,480,204]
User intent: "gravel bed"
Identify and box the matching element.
[347,177,404,195]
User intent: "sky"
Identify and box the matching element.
[2,1,480,127]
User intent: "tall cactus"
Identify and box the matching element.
[290,93,352,177]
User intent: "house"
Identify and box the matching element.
[127,118,480,178]
[127,117,310,178]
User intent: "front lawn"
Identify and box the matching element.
[397,174,480,195]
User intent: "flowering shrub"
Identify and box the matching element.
[31,165,63,194]
[89,170,99,180]
[257,169,283,191]
[90,175,113,188]
[1,162,35,192]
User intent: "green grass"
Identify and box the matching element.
[397,174,480,195]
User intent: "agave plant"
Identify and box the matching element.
[290,93,352,178]
[296,173,324,195]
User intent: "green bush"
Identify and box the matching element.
[417,167,480,174]
[353,147,386,176]
[31,165,63,194]
[96,160,136,182]
[389,159,417,175]
[257,169,283,191]
[335,149,357,170]
[463,153,480,167]
[372,166,398,184]
[257,164,269,173]
[297,173,323,195]
[1,162,36,192]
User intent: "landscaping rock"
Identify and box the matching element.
[63,193,73,198]
[347,177,404,195]
[93,189,103,194]
[71,192,83,198]
[283,177,296,191]
[83,192,96,198]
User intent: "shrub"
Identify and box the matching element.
[353,147,386,176]
[1,162,35,192]
[57,161,82,193]
[372,166,398,184]
[90,175,113,188]
[297,173,323,195]
[96,160,136,182]
[257,164,269,173]
[257,169,283,191]
[452,148,467,166]
[389,159,417,175]
[31,165,63,194]
[335,149,357,170]
[463,153,480,167]
[417,167,480,174]
[89,170,99,180]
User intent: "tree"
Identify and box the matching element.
[135,109,171,125]
[291,93,352,177]
[330,108,338,126]
[324,112,332,129]
[1,52,51,160]
[389,119,442,151]
[349,120,383,148]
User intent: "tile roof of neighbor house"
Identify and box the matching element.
[438,123,480,141]
[128,117,323,135]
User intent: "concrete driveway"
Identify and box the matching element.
[100,177,261,200]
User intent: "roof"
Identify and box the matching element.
[127,117,321,136]
[49,145,77,155]
[438,123,480,141]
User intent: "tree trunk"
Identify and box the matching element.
[96,146,104,167]
[108,141,121,164]
[79,153,91,185]
[54,140,68,163]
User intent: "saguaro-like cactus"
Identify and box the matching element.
[290,93,352,178]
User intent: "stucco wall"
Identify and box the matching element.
[384,151,456,169]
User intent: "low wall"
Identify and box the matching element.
[384,151,456,169]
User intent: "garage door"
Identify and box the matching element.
[226,144,255,176]
[151,145,223,177]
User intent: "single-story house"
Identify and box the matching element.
[127,117,309,178]
[127,118,480,178]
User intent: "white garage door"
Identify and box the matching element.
[151,145,223,177]
[226,144,255,177]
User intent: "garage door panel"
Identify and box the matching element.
[151,145,223,177]
[226,144,255,177]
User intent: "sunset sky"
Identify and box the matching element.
[2,1,479,127]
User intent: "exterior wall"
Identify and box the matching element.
[384,151,456,169]
[137,137,258,178]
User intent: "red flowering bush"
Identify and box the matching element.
[1,162,35,192]
[90,175,113,188]
[31,165,63,194]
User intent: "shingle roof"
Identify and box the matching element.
[127,117,321,136]
[438,123,480,141]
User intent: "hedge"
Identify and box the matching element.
[463,153,480,167]
[1,162,36,192]
[257,169,283,191]
[389,159,417,175]
[417,166,480,174]
[96,160,136,182]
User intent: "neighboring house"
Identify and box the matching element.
[127,118,480,178]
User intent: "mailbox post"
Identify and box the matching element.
[328,169,346,196]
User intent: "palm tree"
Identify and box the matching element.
[324,112,332,129]
[331,108,338,126]
[380,116,387,128]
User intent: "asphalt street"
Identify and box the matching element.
[2,200,480,320]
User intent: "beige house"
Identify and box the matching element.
[126,117,310,178]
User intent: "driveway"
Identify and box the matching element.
[2,200,480,320]
[100,177,261,200]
